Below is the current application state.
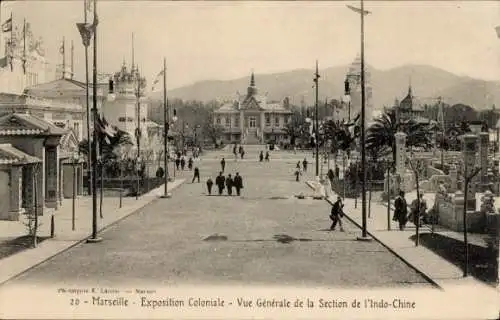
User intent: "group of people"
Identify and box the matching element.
[259,151,270,162]
[233,144,246,159]
[327,191,428,233]
[206,172,244,196]
[294,158,309,181]
[175,153,194,171]
[393,191,428,230]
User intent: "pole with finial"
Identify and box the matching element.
[61,36,65,79]
[87,0,101,243]
[70,40,74,79]
[314,60,320,178]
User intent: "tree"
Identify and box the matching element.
[202,113,225,146]
[284,111,308,146]
[366,109,432,163]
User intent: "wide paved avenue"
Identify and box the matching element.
[5,148,434,289]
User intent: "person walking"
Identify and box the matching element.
[335,165,340,180]
[259,151,264,162]
[206,177,213,195]
[188,157,193,170]
[175,156,180,170]
[327,169,334,186]
[180,156,186,170]
[233,144,238,160]
[220,157,226,172]
[234,172,243,196]
[240,147,245,159]
[409,192,427,227]
[329,196,344,231]
[393,190,408,231]
[295,168,301,182]
[296,161,301,170]
[302,158,308,172]
[215,172,225,195]
[265,151,270,161]
[192,167,200,183]
[226,174,234,196]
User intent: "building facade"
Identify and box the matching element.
[213,72,293,144]
[23,76,106,142]
[0,20,54,95]
[107,61,149,145]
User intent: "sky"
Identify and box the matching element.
[2,0,500,90]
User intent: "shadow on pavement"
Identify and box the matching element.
[0,236,50,260]
[410,233,498,285]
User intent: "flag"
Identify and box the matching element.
[95,115,116,144]
[1,17,12,32]
[151,69,165,91]
[347,5,371,15]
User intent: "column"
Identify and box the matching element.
[479,132,489,190]
[8,166,22,220]
[394,132,407,176]
[240,111,244,143]
[462,134,478,211]
[260,112,265,141]
[45,146,59,209]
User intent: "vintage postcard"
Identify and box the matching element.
[0,0,498,319]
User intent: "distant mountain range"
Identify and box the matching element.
[149,64,500,111]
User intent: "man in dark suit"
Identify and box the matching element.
[234,172,243,196]
[329,196,344,231]
[394,190,408,231]
[226,174,234,196]
[215,172,225,195]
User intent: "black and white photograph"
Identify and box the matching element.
[0,0,498,319]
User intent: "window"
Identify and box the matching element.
[235,117,240,127]
[225,117,230,127]
[275,117,280,126]
[118,117,126,122]
[216,117,221,125]
[265,114,270,126]
[127,117,134,122]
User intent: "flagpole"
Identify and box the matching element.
[9,11,12,71]
[62,36,65,79]
[84,0,92,196]
[162,57,171,198]
[87,0,101,243]
[71,40,74,79]
[22,18,25,74]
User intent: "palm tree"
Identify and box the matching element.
[366,109,432,163]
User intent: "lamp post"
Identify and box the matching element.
[161,57,173,199]
[87,0,101,243]
[348,0,371,241]
[314,60,320,179]
[71,152,79,231]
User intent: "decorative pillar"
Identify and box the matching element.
[240,110,244,144]
[463,134,478,211]
[44,146,59,209]
[8,166,22,221]
[449,164,458,192]
[394,132,407,176]
[260,112,265,141]
[479,132,489,191]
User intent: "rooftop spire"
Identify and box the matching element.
[250,70,255,87]
[408,75,412,96]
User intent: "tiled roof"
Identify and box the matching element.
[0,144,41,165]
[0,113,66,136]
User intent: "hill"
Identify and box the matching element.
[149,64,500,111]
